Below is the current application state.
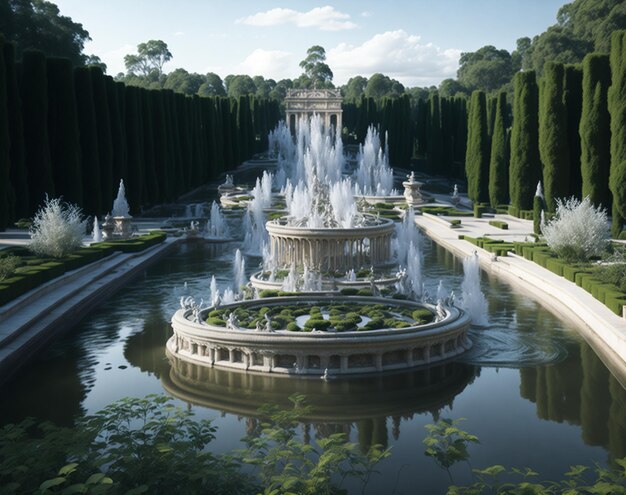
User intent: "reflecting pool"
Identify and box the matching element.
[1,235,625,494]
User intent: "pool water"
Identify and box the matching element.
[1,233,624,494]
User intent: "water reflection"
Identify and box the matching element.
[520,344,626,461]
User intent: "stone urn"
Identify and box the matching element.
[101,214,115,240]
[218,174,235,197]
[403,172,424,206]
[113,216,133,239]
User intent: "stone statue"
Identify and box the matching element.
[226,312,239,330]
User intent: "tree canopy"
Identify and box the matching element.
[298,45,333,88]
[124,40,172,78]
[0,0,91,65]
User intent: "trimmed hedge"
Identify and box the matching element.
[488,220,508,229]
[420,206,473,217]
[463,237,626,315]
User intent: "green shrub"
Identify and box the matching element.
[205,317,226,326]
[363,318,385,330]
[303,318,331,330]
[488,220,508,230]
[545,258,566,276]
[412,308,434,323]
[0,254,21,281]
[286,322,301,331]
[473,204,486,218]
[259,290,279,298]
[357,289,373,296]
[340,288,359,295]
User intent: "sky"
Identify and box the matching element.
[53,0,569,87]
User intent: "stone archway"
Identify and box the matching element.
[284,89,343,132]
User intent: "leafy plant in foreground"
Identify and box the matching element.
[424,418,626,494]
[238,393,390,495]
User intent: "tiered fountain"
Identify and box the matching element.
[168,116,472,376]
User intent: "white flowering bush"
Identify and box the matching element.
[29,197,87,258]
[541,196,610,262]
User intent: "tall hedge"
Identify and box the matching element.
[0,37,10,229]
[580,53,611,209]
[563,64,583,198]
[465,90,489,203]
[510,71,541,211]
[4,41,27,220]
[428,93,442,169]
[124,86,143,212]
[149,90,170,201]
[46,57,82,207]
[141,88,158,204]
[609,31,626,237]
[453,96,468,177]
[21,50,54,214]
[488,91,509,208]
[74,66,101,215]
[90,67,113,211]
[539,62,570,212]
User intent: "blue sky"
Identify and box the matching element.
[54,0,568,87]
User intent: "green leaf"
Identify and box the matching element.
[62,484,88,494]
[40,477,67,490]
[58,463,79,476]
[86,473,106,485]
[565,465,589,477]
[474,465,505,477]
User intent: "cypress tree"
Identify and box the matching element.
[563,64,583,198]
[580,53,611,209]
[415,98,429,156]
[486,95,497,138]
[441,97,455,176]
[46,57,82,207]
[124,86,143,212]
[488,91,509,207]
[150,90,170,201]
[510,71,541,212]
[539,62,570,212]
[453,96,468,177]
[106,77,126,193]
[0,37,10,229]
[609,31,626,236]
[74,66,101,215]
[175,93,191,192]
[114,81,128,184]
[428,93,442,170]
[221,97,235,170]
[21,50,54,214]
[140,89,158,204]
[4,42,27,220]
[90,67,114,212]
[465,90,490,203]
[167,91,183,196]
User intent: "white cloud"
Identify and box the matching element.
[174,31,185,37]
[237,6,357,31]
[327,30,461,87]
[361,11,372,17]
[237,49,293,79]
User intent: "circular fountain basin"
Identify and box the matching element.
[168,295,471,376]
[266,216,396,272]
[249,270,398,291]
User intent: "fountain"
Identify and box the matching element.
[111,179,133,239]
[169,115,473,376]
[403,172,425,206]
[92,217,102,243]
[461,252,489,326]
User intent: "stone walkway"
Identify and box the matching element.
[414,208,626,385]
[0,234,180,383]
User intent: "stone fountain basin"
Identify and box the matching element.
[169,295,471,376]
